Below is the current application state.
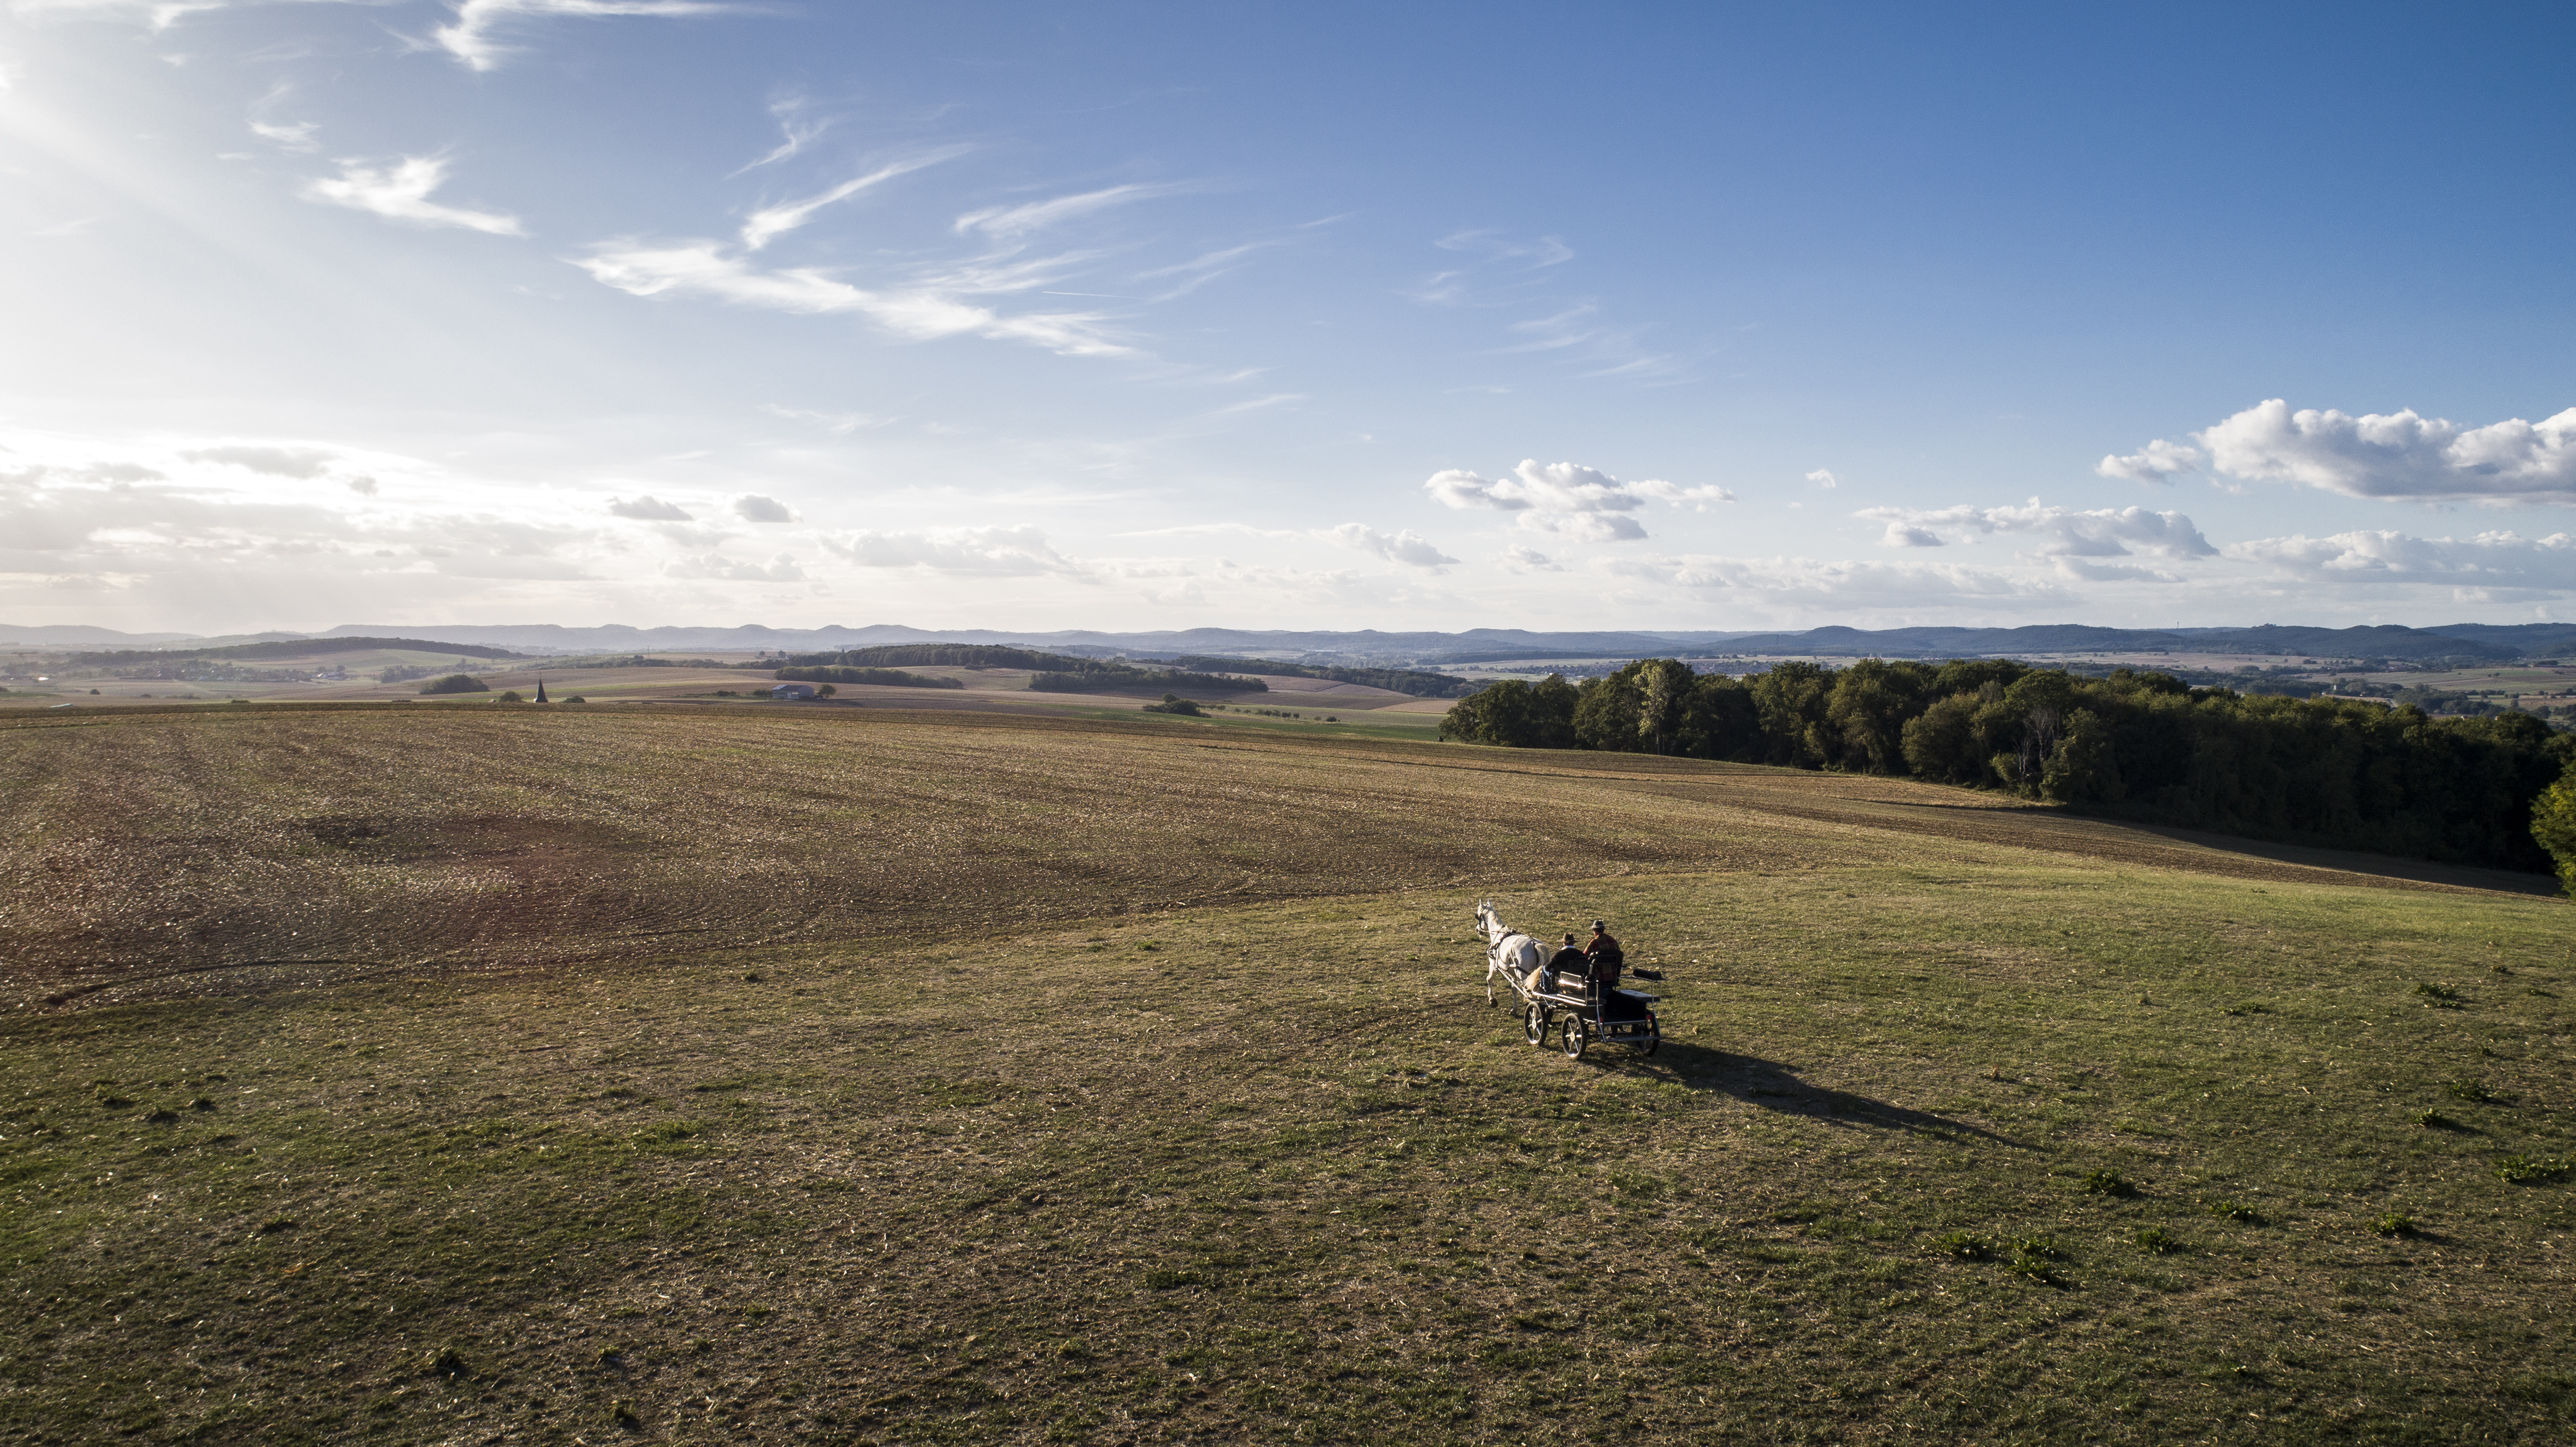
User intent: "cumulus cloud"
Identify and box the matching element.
[1328,523,1459,571]
[433,0,736,72]
[818,525,1080,577]
[1806,468,1837,490]
[953,184,1178,240]
[1423,459,1730,542]
[2112,399,2576,504]
[1857,500,2217,565]
[732,493,794,523]
[2228,529,2576,596]
[575,241,1133,357]
[182,445,336,478]
[301,157,523,236]
[2096,438,2204,484]
[606,495,691,521]
[1502,544,1561,573]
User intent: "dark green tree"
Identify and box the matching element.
[2532,758,2576,899]
[1750,662,1837,768]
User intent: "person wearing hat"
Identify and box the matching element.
[1583,919,1625,987]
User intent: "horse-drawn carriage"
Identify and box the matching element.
[1476,900,1663,1060]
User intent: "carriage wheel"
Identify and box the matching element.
[1561,1017,1588,1060]
[1640,1031,1660,1057]
[1523,1004,1547,1046]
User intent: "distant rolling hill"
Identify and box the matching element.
[14,619,2568,664]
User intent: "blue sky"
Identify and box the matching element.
[3,0,2572,634]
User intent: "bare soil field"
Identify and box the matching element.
[1,704,2539,1011]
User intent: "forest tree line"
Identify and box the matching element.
[1439,658,2576,876]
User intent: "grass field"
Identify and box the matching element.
[3,706,2571,1443]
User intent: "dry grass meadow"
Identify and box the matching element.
[3,702,2571,1444]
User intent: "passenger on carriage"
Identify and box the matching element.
[1541,933,1587,992]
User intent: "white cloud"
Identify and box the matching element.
[1502,544,1561,573]
[1806,468,1837,490]
[732,493,794,523]
[739,151,965,251]
[606,494,690,521]
[7,0,229,26]
[2116,399,2576,504]
[1422,459,1725,542]
[737,94,828,172]
[181,445,337,478]
[2229,529,2576,596]
[1328,523,1459,571]
[664,551,805,582]
[1612,552,2075,610]
[433,0,736,72]
[2096,437,2203,484]
[301,156,524,236]
[1629,477,1737,508]
[1523,511,1648,542]
[1133,240,1276,299]
[954,184,1178,239]
[575,241,1134,357]
[1856,499,2217,562]
[249,119,317,152]
[818,525,1081,577]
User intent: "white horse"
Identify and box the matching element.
[1475,898,1548,1008]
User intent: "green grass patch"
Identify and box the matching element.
[2,814,2571,1442]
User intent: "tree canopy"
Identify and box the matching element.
[1442,660,2575,876]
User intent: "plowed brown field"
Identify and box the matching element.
[0,703,2542,1009]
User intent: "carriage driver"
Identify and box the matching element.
[1584,919,1625,987]
[1541,933,1587,992]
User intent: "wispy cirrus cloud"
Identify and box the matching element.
[432,0,737,72]
[739,150,967,251]
[1411,229,1573,305]
[953,183,1181,240]
[301,155,523,235]
[2106,399,2576,503]
[575,241,1134,356]
[249,119,318,152]
[1133,240,1276,300]
[735,93,830,174]
[6,0,233,28]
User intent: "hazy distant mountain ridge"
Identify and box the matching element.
[10,619,2574,663]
